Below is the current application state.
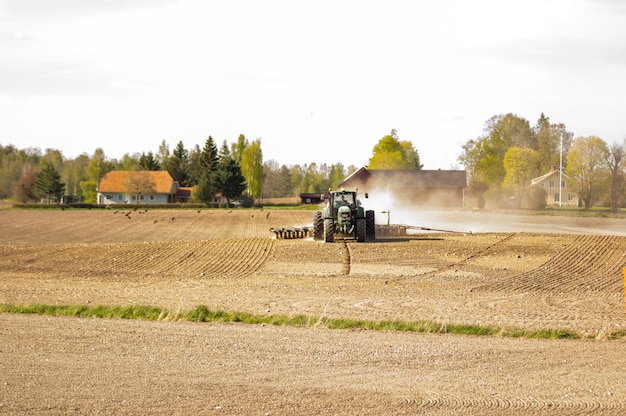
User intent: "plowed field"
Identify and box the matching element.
[1,208,626,415]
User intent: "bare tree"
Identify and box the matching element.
[123,171,155,204]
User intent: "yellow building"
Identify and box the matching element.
[530,167,579,206]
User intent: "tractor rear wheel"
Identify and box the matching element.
[313,211,324,240]
[356,217,366,242]
[366,210,376,240]
[323,218,334,243]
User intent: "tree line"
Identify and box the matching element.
[459,113,626,210]
[14,112,626,211]
[0,131,421,205]
[3,135,267,205]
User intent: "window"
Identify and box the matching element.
[334,193,355,208]
[568,194,574,201]
[561,181,566,189]
[118,195,123,201]
[150,195,155,200]
[549,181,555,188]
[554,193,559,203]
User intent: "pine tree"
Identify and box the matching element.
[167,141,190,186]
[216,142,246,205]
[138,152,161,171]
[34,162,65,203]
[195,136,220,205]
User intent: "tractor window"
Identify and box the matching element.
[335,194,355,208]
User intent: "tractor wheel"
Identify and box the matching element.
[356,217,366,242]
[366,210,376,240]
[323,218,334,243]
[312,211,324,240]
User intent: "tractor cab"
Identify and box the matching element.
[334,193,355,209]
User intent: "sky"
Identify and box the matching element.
[1,0,626,170]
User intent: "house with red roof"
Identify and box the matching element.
[97,171,182,204]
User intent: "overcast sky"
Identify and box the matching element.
[1,0,625,169]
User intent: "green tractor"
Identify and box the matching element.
[313,188,375,243]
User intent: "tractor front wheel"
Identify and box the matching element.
[366,210,376,240]
[356,217,366,242]
[313,211,324,240]
[323,218,334,243]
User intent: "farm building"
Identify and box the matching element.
[338,167,467,208]
[176,187,193,203]
[530,166,580,206]
[97,171,181,204]
[97,171,230,205]
[299,193,327,205]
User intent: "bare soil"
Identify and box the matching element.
[1,208,625,415]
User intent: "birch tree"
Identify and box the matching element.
[566,136,608,209]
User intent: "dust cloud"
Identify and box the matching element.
[358,184,626,235]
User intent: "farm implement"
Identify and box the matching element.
[268,226,313,239]
[271,188,375,242]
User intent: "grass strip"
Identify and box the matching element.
[1,303,618,340]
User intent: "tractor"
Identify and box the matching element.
[312,188,375,242]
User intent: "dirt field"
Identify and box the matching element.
[1,208,626,415]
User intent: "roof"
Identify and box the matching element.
[340,167,467,189]
[340,166,370,183]
[98,171,178,194]
[370,169,466,188]
[530,168,572,186]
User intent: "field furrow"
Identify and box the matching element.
[0,238,275,280]
[478,235,626,295]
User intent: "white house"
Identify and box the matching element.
[97,170,230,205]
[530,166,579,206]
[97,171,180,204]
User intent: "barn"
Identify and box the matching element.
[338,167,467,208]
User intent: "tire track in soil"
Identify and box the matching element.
[347,233,519,280]
[413,233,518,279]
[475,235,626,295]
[313,234,523,324]
[342,241,351,275]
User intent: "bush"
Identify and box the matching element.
[238,194,255,208]
[524,187,547,209]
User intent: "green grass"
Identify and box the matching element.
[2,303,620,340]
[0,303,165,320]
[258,204,319,210]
